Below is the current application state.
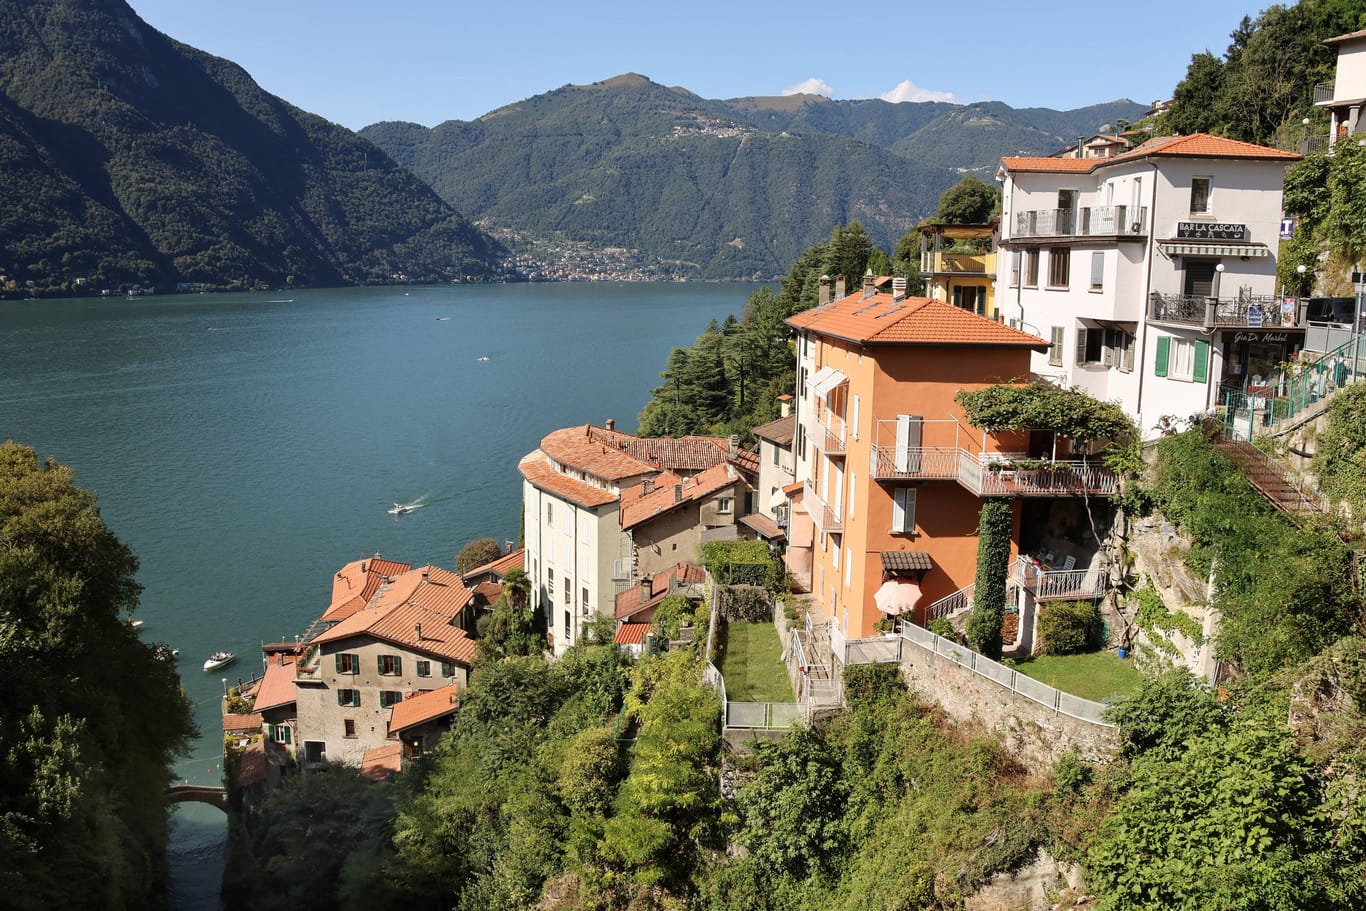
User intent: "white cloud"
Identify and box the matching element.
[781,78,834,98]
[879,80,957,104]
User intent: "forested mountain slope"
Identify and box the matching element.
[0,0,508,291]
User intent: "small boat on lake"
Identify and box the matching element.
[388,501,424,515]
[154,646,180,662]
[203,651,235,672]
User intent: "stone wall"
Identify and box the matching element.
[1123,513,1218,681]
[963,849,1088,911]
[898,643,1119,769]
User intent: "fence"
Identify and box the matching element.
[1223,335,1366,438]
[898,623,1114,727]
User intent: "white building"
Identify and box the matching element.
[996,133,1301,437]
[1315,28,1366,151]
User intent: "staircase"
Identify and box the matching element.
[1214,439,1326,522]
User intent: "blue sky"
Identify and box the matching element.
[127,0,1270,130]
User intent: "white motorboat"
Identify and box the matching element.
[388,501,424,515]
[203,651,235,672]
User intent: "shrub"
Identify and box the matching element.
[1037,600,1099,656]
[653,593,695,639]
[719,585,772,623]
[927,617,954,639]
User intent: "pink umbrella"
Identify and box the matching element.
[874,578,922,615]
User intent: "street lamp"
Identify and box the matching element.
[221,677,228,696]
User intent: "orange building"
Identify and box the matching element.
[785,275,1115,644]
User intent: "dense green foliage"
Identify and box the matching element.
[1148,431,1361,680]
[1036,600,1100,656]
[966,500,1013,659]
[0,442,194,908]
[0,0,507,292]
[1314,382,1366,518]
[701,539,782,590]
[1283,139,1366,295]
[455,537,505,574]
[956,382,1138,450]
[1160,0,1366,146]
[363,75,1140,279]
[935,176,999,224]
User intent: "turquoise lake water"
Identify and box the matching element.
[0,281,759,908]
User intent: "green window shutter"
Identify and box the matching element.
[282,727,291,744]
[394,656,402,675]
[1193,340,1210,383]
[377,655,385,674]
[335,654,343,673]
[337,690,346,706]
[353,690,360,707]
[1154,336,1170,377]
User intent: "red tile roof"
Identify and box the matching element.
[1001,133,1299,176]
[1326,28,1366,45]
[252,654,298,712]
[614,622,651,645]
[586,426,733,472]
[620,462,744,529]
[752,414,796,447]
[388,684,460,734]
[540,425,660,480]
[361,743,403,781]
[223,713,263,734]
[472,580,503,609]
[313,566,478,666]
[326,556,413,622]
[730,448,761,475]
[787,294,1048,349]
[739,513,785,540]
[461,548,524,583]
[238,741,267,787]
[615,562,705,620]
[519,455,619,509]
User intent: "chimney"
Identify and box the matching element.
[892,276,907,301]
[361,561,367,573]
[674,483,683,503]
[640,578,652,602]
[728,434,739,456]
[605,418,615,431]
[643,478,655,495]
[777,393,793,418]
[415,622,422,641]
[422,568,429,581]
[835,275,846,299]
[818,274,831,305]
[861,269,875,299]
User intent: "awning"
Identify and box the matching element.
[810,366,848,396]
[1158,242,1271,258]
[874,578,923,616]
[768,488,789,510]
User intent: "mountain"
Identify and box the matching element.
[363,77,1145,279]
[0,0,509,292]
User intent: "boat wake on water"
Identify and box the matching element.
[388,495,428,516]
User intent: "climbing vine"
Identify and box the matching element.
[966,500,1012,659]
[956,382,1139,473]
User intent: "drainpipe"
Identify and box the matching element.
[1133,161,1160,433]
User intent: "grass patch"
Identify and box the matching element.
[1013,651,1144,703]
[717,621,793,702]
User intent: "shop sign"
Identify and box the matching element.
[1177,222,1248,240]
[1233,331,1290,344]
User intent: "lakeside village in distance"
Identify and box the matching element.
[210,49,1366,795]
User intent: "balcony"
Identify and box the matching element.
[1313,82,1336,105]
[1149,292,1289,329]
[921,250,995,275]
[1012,556,1104,601]
[869,446,1118,498]
[813,404,847,456]
[802,480,843,534]
[1012,205,1148,240]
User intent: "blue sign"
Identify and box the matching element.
[1279,218,1295,240]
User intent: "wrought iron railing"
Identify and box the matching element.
[1012,205,1147,239]
[869,446,1118,497]
[1012,556,1103,600]
[1149,292,1287,328]
[1313,81,1336,105]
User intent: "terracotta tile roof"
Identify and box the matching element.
[614,622,651,645]
[1001,133,1298,176]
[1326,28,1366,45]
[540,425,660,480]
[782,480,803,495]
[730,448,761,475]
[238,741,267,788]
[461,548,524,583]
[326,556,413,622]
[253,654,298,712]
[361,742,403,781]
[752,414,796,447]
[388,684,460,734]
[472,580,503,609]
[787,294,1048,349]
[615,563,705,620]
[739,513,785,540]
[586,426,735,472]
[312,566,478,667]
[620,462,744,529]
[519,454,619,509]
[223,713,263,734]
[881,551,934,573]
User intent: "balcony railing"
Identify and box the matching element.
[1313,82,1336,105]
[921,251,994,275]
[802,480,843,534]
[1012,556,1104,600]
[1012,205,1148,239]
[1149,292,1288,329]
[813,405,847,455]
[869,446,1118,497]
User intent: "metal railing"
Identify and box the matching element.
[869,446,1119,497]
[899,624,1114,727]
[1313,81,1336,105]
[1012,205,1147,239]
[921,251,994,275]
[813,403,847,455]
[802,480,843,533]
[1012,556,1104,600]
[1222,335,1366,438]
[1149,292,1286,328]
[706,660,804,730]
[925,583,974,621]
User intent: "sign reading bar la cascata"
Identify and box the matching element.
[1177,222,1248,240]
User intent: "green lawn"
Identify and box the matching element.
[1013,651,1144,703]
[718,621,794,702]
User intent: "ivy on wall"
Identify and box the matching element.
[966,499,1013,659]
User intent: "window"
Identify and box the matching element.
[1048,327,1065,366]
[847,473,856,519]
[337,688,360,707]
[1090,251,1104,290]
[582,587,589,614]
[772,444,780,465]
[1024,250,1040,287]
[440,661,455,678]
[416,660,431,677]
[335,653,358,674]
[563,585,571,605]
[380,690,403,708]
[717,496,733,514]
[851,394,860,440]
[1047,248,1070,288]
[1190,177,1212,215]
[1076,326,1104,365]
[268,724,291,744]
[343,719,356,738]
[1154,336,1209,382]
[952,285,986,314]
[545,501,553,524]
[891,488,916,534]
[844,547,853,588]
[563,610,571,640]
[547,568,554,601]
[1009,251,1021,287]
[378,654,402,676]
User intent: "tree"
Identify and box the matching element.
[936,176,998,224]
[822,222,876,291]
[456,536,504,574]
[965,500,1012,659]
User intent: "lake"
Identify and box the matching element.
[0,281,761,908]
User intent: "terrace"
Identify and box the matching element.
[1012,205,1148,240]
[1149,292,1288,329]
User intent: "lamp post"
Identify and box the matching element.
[221,677,228,697]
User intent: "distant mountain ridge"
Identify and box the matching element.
[0,0,508,292]
[363,76,1145,279]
